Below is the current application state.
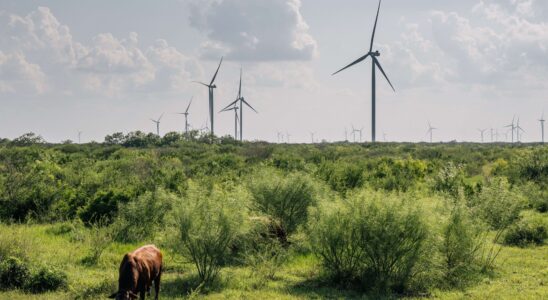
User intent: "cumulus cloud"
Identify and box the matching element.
[189,0,318,61]
[384,0,548,91]
[0,51,47,94]
[0,7,202,97]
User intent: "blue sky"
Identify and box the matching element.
[0,0,546,143]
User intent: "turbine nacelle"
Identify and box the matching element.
[371,50,380,57]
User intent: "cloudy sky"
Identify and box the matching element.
[0,0,546,143]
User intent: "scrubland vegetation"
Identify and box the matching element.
[0,132,546,299]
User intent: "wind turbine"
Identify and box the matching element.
[193,57,223,136]
[332,0,395,143]
[310,132,316,144]
[505,116,516,143]
[351,124,358,142]
[516,118,525,142]
[277,132,284,143]
[358,127,364,142]
[286,132,291,143]
[220,104,239,140]
[477,128,487,143]
[77,130,82,144]
[150,114,163,136]
[220,68,257,141]
[177,97,193,135]
[540,112,545,144]
[344,127,349,142]
[426,121,437,143]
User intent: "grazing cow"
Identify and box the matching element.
[109,245,163,300]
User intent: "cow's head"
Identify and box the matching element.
[108,290,138,300]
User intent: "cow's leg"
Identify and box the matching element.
[139,289,146,300]
[154,273,161,300]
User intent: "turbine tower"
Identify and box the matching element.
[220,105,239,140]
[177,97,193,135]
[540,112,546,144]
[477,128,487,143]
[427,121,437,143]
[505,116,516,143]
[150,113,164,136]
[332,0,395,143]
[221,68,257,141]
[77,131,82,144]
[194,57,223,136]
[516,118,525,143]
[310,132,316,144]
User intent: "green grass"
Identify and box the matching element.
[0,223,546,300]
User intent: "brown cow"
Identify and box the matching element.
[109,245,163,300]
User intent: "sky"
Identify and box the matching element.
[0,0,547,143]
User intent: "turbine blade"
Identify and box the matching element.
[370,0,382,52]
[158,113,164,122]
[193,81,209,87]
[185,97,193,113]
[373,57,395,92]
[220,99,239,112]
[210,57,223,85]
[332,53,370,76]
[242,98,258,113]
[238,68,242,99]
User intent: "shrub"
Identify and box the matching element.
[81,221,113,265]
[112,188,176,242]
[249,170,318,237]
[470,177,525,230]
[439,205,484,287]
[25,266,68,293]
[433,162,465,198]
[176,183,249,283]
[504,211,547,247]
[79,190,131,225]
[309,190,429,293]
[0,257,30,290]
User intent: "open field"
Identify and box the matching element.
[0,141,546,299]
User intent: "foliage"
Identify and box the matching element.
[0,257,30,290]
[439,205,485,287]
[78,190,131,225]
[111,188,176,242]
[469,177,525,230]
[24,266,68,293]
[503,211,547,247]
[249,170,318,237]
[175,183,249,284]
[309,190,429,293]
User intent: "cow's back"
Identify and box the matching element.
[131,245,163,281]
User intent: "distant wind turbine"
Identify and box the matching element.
[332,0,395,143]
[310,132,316,144]
[516,118,525,142]
[150,114,163,136]
[220,68,257,141]
[540,112,545,144]
[220,104,239,140]
[277,132,284,143]
[427,121,437,143]
[177,97,193,135]
[193,57,223,136]
[477,128,487,143]
[505,116,516,143]
[77,131,82,144]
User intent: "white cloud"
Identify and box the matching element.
[0,7,203,98]
[0,51,47,94]
[189,0,318,61]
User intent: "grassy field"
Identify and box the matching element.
[0,142,546,299]
[0,222,546,300]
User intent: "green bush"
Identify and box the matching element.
[0,257,30,290]
[176,182,249,283]
[112,188,176,242]
[309,190,429,293]
[470,177,525,230]
[504,212,547,247]
[25,266,68,293]
[432,162,465,198]
[439,205,484,287]
[78,190,131,225]
[249,170,318,237]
